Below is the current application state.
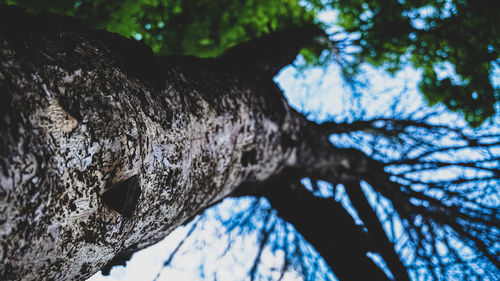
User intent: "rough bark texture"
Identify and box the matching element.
[0,7,355,281]
[0,7,379,281]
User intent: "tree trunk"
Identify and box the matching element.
[0,7,376,281]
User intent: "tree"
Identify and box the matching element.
[0,2,498,281]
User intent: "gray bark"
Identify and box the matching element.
[0,7,362,280]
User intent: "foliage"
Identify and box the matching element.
[4,0,316,58]
[317,0,500,126]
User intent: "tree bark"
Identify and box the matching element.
[0,7,377,281]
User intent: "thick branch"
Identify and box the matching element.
[218,24,326,78]
[344,180,410,281]
[234,176,391,281]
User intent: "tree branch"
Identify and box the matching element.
[343,180,410,281]
[234,175,392,281]
[218,24,326,78]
